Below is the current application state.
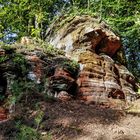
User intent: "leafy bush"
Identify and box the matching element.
[16,122,40,140]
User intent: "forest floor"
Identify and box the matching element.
[0,98,140,140]
[41,100,140,140]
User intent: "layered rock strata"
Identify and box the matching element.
[77,50,137,103]
[0,45,79,102]
[47,15,138,103]
[0,15,139,106]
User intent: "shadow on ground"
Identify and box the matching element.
[41,100,126,139]
[1,99,140,140]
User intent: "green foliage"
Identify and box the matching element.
[0,44,28,74]
[16,122,41,140]
[0,0,69,42]
[10,80,24,102]
[8,76,47,104]
[13,54,28,74]
[13,54,25,64]
[1,44,14,51]
[34,110,44,130]
[62,60,80,78]
[10,78,44,103]
[16,37,65,56]
[1,0,139,78]
[0,55,8,63]
[63,60,79,71]
[43,44,65,56]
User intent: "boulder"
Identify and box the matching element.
[0,15,139,106]
[0,42,79,103]
[47,15,138,104]
[46,15,121,58]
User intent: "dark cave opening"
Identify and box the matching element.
[0,73,7,103]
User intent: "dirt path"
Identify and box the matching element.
[41,100,140,140]
[0,100,140,140]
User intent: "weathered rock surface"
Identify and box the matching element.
[76,50,137,103]
[0,107,7,121]
[46,15,121,58]
[0,41,79,106]
[0,15,139,111]
[47,15,138,103]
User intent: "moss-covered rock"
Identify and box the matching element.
[0,38,80,105]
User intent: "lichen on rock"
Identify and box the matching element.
[47,15,139,104]
[0,38,80,106]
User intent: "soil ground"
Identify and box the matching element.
[0,99,140,140]
[42,100,140,140]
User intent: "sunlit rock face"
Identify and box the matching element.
[47,15,138,103]
[115,64,137,101]
[0,15,138,106]
[47,15,121,58]
[76,50,137,103]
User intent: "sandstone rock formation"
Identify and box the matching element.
[0,42,79,104]
[46,15,121,58]
[0,15,139,109]
[46,15,138,103]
